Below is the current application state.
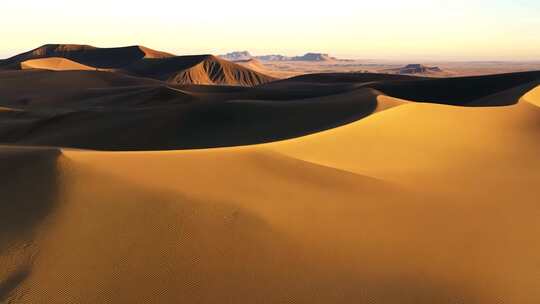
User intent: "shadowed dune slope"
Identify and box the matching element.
[274,72,424,84]
[124,55,276,86]
[372,70,540,106]
[0,146,61,303]
[1,44,173,69]
[1,88,392,150]
[0,70,180,108]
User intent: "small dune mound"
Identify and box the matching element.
[20,57,96,71]
[126,55,276,86]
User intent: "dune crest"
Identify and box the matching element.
[522,85,540,106]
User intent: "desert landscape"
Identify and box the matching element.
[221,51,540,78]
[0,42,539,303]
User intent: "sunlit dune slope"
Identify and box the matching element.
[269,94,540,193]
[3,101,540,303]
[232,58,268,73]
[20,57,96,71]
[523,85,540,106]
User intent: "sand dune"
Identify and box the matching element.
[0,88,389,150]
[0,70,538,149]
[0,62,540,303]
[20,57,96,71]
[124,55,276,86]
[373,71,540,106]
[3,90,540,302]
[1,45,275,86]
[1,44,173,69]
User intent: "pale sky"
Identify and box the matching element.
[1,0,539,60]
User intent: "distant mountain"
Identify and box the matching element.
[219,51,253,61]
[255,54,291,61]
[291,53,336,62]
[392,64,443,75]
[220,51,340,62]
[259,53,337,62]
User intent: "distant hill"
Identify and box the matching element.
[1,44,275,86]
[219,51,253,61]
[291,53,336,62]
[386,64,444,75]
[255,54,291,61]
[220,51,340,62]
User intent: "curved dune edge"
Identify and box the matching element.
[522,84,540,106]
[20,57,97,71]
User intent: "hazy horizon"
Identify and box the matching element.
[2,0,539,61]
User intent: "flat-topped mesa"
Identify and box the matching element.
[219,51,253,61]
[399,64,442,74]
[293,53,336,62]
[1,44,174,69]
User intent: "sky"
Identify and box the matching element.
[1,0,539,61]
